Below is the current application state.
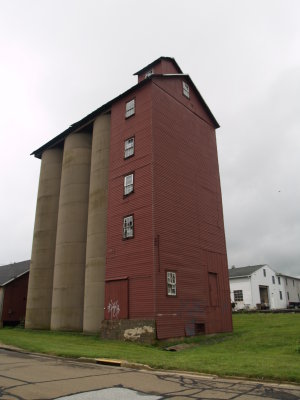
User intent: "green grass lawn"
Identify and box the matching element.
[0,313,299,383]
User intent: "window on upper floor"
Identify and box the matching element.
[125,99,135,118]
[278,276,281,285]
[263,269,266,277]
[293,280,295,286]
[124,137,134,159]
[144,69,154,78]
[286,278,288,285]
[167,271,176,296]
[182,81,190,98]
[272,276,275,284]
[123,215,134,239]
[124,173,134,196]
[279,291,283,300]
[234,290,243,302]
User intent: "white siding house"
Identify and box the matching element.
[229,265,300,310]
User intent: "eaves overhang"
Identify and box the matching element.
[0,269,30,287]
[32,72,219,158]
[133,56,183,76]
[151,73,220,129]
[31,78,152,159]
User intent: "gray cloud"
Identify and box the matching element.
[0,0,299,277]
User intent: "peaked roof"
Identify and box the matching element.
[229,265,267,278]
[0,260,30,286]
[133,56,183,75]
[32,57,219,159]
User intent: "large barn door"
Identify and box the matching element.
[105,278,128,320]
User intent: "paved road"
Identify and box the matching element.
[0,349,299,399]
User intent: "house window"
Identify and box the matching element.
[286,278,288,285]
[124,137,134,159]
[233,290,243,302]
[293,280,295,286]
[263,269,266,277]
[124,173,134,196]
[123,215,134,239]
[125,99,135,118]
[278,276,281,285]
[287,292,290,300]
[272,276,275,284]
[279,291,283,300]
[182,81,190,98]
[167,271,176,296]
[144,69,153,78]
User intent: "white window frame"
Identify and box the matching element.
[124,173,134,196]
[167,271,176,296]
[144,69,154,78]
[234,290,243,302]
[272,276,275,284]
[263,269,266,277]
[182,81,190,98]
[123,215,134,239]
[125,99,135,118]
[124,137,134,159]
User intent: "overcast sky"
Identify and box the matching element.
[0,0,299,276]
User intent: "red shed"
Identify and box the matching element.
[0,260,30,327]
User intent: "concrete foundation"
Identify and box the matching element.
[51,133,92,331]
[100,320,156,343]
[83,114,111,333]
[25,148,63,329]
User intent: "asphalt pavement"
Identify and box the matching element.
[0,348,299,399]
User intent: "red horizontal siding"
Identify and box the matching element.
[152,80,232,338]
[2,273,29,324]
[105,84,155,319]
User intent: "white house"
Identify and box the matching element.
[229,265,300,310]
[277,273,300,307]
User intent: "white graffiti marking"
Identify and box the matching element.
[107,300,120,319]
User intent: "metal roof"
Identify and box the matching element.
[0,260,30,286]
[228,265,266,278]
[133,56,183,75]
[32,58,219,159]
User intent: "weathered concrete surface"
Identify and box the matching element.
[26,148,63,329]
[100,319,156,343]
[83,114,111,333]
[51,133,92,331]
[0,348,299,400]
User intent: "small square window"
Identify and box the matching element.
[263,269,266,277]
[124,173,134,196]
[167,271,176,296]
[123,215,134,239]
[124,137,134,159]
[182,81,190,98]
[125,99,135,118]
[234,290,243,302]
[272,276,275,284]
[144,69,154,78]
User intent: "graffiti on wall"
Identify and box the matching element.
[107,300,120,319]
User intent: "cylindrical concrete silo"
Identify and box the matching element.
[83,114,111,333]
[25,148,63,329]
[51,132,92,331]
